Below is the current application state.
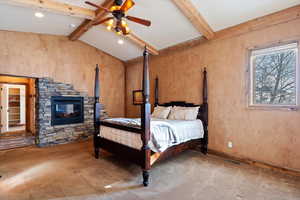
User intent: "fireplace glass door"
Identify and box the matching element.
[55,103,81,119]
[51,96,84,126]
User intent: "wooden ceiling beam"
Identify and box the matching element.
[69,0,114,41]
[2,0,95,19]
[126,33,159,55]
[172,0,214,40]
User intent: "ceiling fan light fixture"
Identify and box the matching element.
[85,0,150,36]
[116,30,122,35]
[106,25,112,31]
[110,5,121,11]
[121,20,127,26]
[106,19,114,31]
[107,19,114,25]
[125,26,130,34]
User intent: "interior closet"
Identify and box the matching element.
[0,75,36,150]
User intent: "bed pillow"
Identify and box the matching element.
[151,106,171,119]
[168,106,200,120]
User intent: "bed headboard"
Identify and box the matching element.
[159,101,206,123]
[154,68,208,153]
[154,68,208,126]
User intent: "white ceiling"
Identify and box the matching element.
[0,0,299,61]
[191,0,300,31]
[54,0,105,9]
[124,0,200,50]
[80,25,143,61]
[0,3,82,35]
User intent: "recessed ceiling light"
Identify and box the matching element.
[35,12,44,18]
[118,39,124,45]
[70,24,76,28]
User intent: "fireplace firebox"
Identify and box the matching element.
[51,96,84,126]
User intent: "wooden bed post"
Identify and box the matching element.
[141,47,151,186]
[154,77,159,107]
[94,65,101,159]
[201,68,208,154]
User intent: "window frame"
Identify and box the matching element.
[248,41,300,110]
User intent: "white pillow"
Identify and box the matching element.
[168,106,200,120]
[152,106,171,119]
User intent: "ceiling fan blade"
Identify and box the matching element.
[126,16,151,26]
[85,1,111,12]
[93,17,114,26]
[120,0,135,12]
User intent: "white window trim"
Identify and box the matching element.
[248,42,299,110]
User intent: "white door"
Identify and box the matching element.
[7,84,26,132]
[0,84,26,133]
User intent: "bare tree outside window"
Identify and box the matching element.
[250,43,298,107]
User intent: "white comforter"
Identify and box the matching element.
[101,118,204,152]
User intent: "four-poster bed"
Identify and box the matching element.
[93,47,208,186]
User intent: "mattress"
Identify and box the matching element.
[100,118,204,152]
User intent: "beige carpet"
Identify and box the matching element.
[0,140,299,200]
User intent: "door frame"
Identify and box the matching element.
[0,74,37,136]
[0,83,27,134]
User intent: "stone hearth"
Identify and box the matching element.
[36,78,107,146]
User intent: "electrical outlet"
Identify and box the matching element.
[228,141,233,148]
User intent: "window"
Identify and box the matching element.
[250,42,299,108]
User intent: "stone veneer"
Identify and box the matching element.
[36,78,107,146]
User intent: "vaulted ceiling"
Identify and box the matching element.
[0,0,300,61]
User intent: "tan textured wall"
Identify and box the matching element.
[126,19,300,171]
[0,31,125,117]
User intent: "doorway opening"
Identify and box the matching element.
[0,75,36,150]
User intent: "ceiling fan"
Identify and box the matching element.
[85,0,151,35]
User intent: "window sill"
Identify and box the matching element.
[247,105,299,111]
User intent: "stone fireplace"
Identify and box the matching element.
[36,78,107,147]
